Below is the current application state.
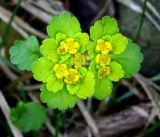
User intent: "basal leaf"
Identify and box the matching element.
[9,36,40,71]
[10,102,46,133]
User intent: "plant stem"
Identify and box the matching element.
[0,0,22,48]
[135,0,149,41]
[55,110,61,137]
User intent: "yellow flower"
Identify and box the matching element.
[54,64,68,80]
[71,53,86,69]
[98,66,110,79]
[57,38,80,55]
[95,53,111,67]
[64,69,80,84]
[57,41,69,55]
[66,38,80,54]
[96,39,112,54]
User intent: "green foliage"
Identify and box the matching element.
[40,85,77,110]
[111,41,143,78]
[9,36,40,71]
[47,12,81,38]
[90,16,119,41]
[10,102,46,133]
[94,77,113,100]
[9,12,143,110]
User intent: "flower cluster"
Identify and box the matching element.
[10,12,143,110]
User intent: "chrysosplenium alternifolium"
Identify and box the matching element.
[10,12,143,110]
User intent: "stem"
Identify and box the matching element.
[135,0,149,41]
[55,110,61,137]
[0,0,22,48]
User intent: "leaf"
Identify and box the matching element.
[102,16,119,36]
[76,71,95,99]
[112,41,143,78]
[46,74,64,92]
[9,36,40,71]
[32,57,54,82]
[90,20,103,41]
[40,85,77,111]
[111,33,128,55]
[47,12,81,38]
[74,32,89,52]
[10,102,46,133]
[90,16,119,41]
[94,77,113,100]
[108,61,125,82]
[40,38,59,62]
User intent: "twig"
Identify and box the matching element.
[141,0,160,21]
[0,10,28,38]
[0,58,57,137]
[21,1,52,23]
[116,0,160,32]
[0,59,17,81]
[70,103,151,137]
[77,100,101,137]
[90,0,112,24]
[0,90,23,137]
[0,5,47,39]
[121,79,145,99]
[23,84,41,91]
[134,73,160,119]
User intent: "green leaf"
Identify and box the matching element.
[112,41,143,78]
[74,32,89,52]
[46,74,64,92]
[9,36,40,71]
[111,33,128,55]
[32,57,54,82]
[90,16,119,41]
[10,102,46,133]
[102,16,119,36]
[47,12,81,38]
[40,38,59,62]
[108,61,124,82]
[90,20,103,41]
[40,85,77,111]
[67,84,80,95]
[87,42,96,59]
[94,77,113,100]
[76,71,95,99]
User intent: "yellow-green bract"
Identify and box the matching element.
[9,12,143,110]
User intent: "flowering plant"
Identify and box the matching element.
[9,12,143,110]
